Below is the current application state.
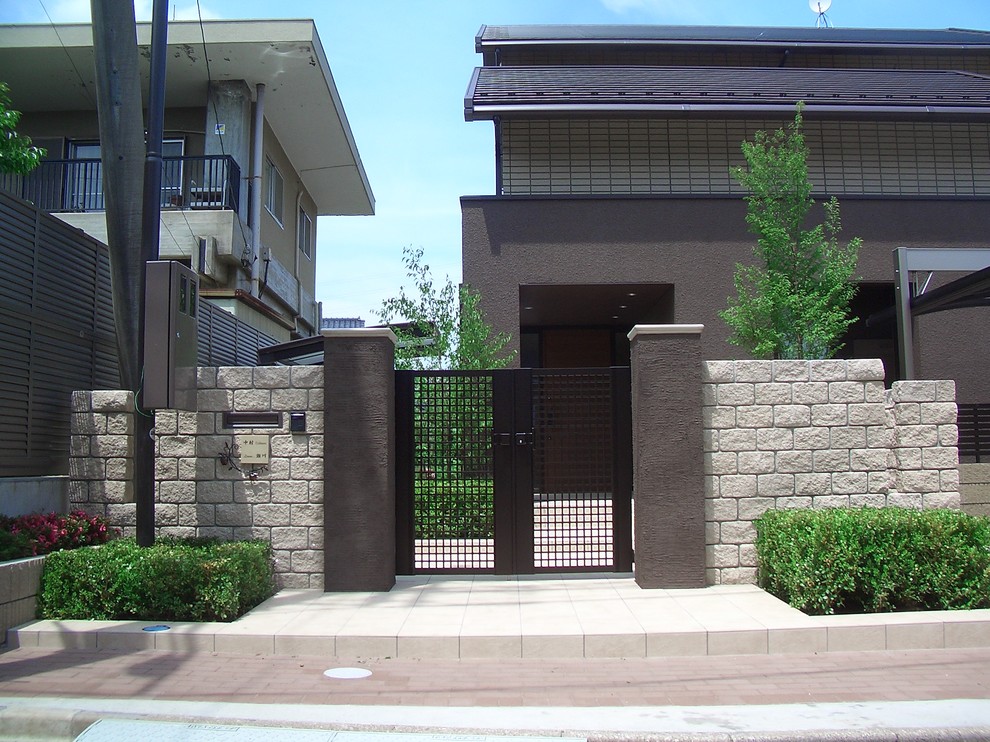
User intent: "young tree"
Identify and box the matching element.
[0,82,46,174]
[721,104,860,359]
[378,245,515,370]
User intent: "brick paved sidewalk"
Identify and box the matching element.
[0,645,986,707]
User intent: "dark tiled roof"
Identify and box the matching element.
[477,24,990,50]
[465,66,990,120]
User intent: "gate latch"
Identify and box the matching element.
[515,432,533,447]
[493,432,513,447]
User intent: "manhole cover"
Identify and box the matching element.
[323,667,372,679]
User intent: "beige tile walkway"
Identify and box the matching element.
[11,573,990,659]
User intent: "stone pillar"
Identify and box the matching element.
[628,325,705,588]
[322,329,397,591]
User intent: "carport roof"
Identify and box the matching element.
[465,65,990,121]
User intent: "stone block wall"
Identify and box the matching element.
[961,463,990,517]
[0,556,45,644]
[703,359,960,585]
[69,356,963,593]
[70,366,325,588]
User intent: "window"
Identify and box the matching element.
[298,207,313,259]
[160,139,185,207]
[264,157,284,224]
[67,141,103,210]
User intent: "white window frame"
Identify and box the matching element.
[298,207,313,260]
[264,157,284,225]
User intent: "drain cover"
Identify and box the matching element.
[323,667,372,679]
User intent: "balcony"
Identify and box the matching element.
[0,155,241,214]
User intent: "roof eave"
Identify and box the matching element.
[478,38,990,52]
[466,102,990,121]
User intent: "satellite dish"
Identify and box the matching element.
[810,0,832,28]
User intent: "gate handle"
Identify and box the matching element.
[515,432,533,446]
[493,432,513,447]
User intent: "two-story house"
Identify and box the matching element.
[461,25,990,404]
[0,18,374,341]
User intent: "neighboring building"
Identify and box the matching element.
[0,19,374,341]
[461,25,990,403]
[321,317,366,329]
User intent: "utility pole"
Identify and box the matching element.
[90,0,168,546]
[134,0,169,547]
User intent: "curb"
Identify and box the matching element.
[2,701,990,742]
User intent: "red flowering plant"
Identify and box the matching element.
[0,510,117,559]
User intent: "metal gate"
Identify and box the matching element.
[396,368,632,574]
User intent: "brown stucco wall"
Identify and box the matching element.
[629,326,706,589]
[461,196,990,403]
[323,331,396,592]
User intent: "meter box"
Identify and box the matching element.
[143,260,199,410]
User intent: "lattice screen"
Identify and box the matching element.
[501,118,990,197]
[531,371,614,570]
[412,374,495,571]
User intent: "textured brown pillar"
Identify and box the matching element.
[628,325,705,588]
[323,329,396,591]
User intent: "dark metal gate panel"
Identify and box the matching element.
[396,367,632,575]
[396,371,496,573]
[531,368,632,572]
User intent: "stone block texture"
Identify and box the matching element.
[0,556,45,643]
[703,361,961,586]
[69,367,325,588]
[960,463,990,517]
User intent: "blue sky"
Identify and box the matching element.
[2,1,988,321]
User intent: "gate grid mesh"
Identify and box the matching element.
[532,371,614,569]
[413,374,495,571]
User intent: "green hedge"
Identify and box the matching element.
[755,507,990,615]
[415,479,494,539]
[38,538,275,622]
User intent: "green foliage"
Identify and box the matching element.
[412,374,493,480]
[755,507,990,615]
[0,82,45,175]
[415,479,494,539]
[378,246,515,370]
[0,529,34,562]
[721,104,861,359]
[38,538,275,622]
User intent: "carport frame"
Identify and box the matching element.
[893,247,990,380]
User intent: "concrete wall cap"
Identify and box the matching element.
[628,324,704,340]
[321,328,398,344]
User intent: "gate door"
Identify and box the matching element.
[396,368,631,574]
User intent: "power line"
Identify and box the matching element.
[37,0,97,109]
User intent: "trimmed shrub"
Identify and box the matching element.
[0,510,117,557]
[755,507,990,615]
[38,538,275,622]
[415,480,494,539]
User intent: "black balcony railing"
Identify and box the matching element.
[0,155,241,214]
